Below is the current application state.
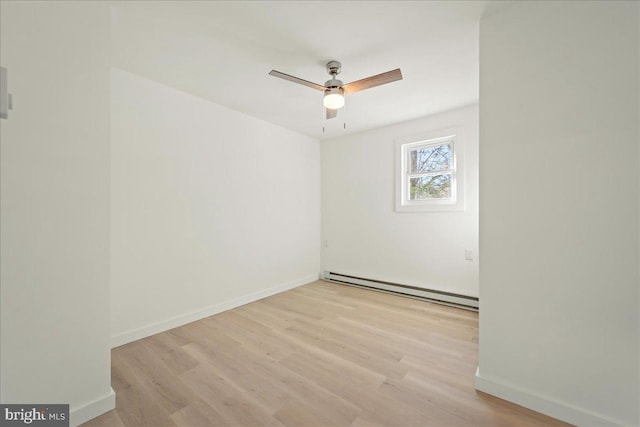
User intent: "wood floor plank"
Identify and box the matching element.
[169,397,228,427]
[107,353,178,427]
[80,408,125,427]
[82,280,573,427]
[117,341,195,415]
[178,363,284,427]
[282,318,410,380]
[273,400,340,427]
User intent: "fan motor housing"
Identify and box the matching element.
[324,78,343,88]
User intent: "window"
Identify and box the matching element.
[396,130,464,212]
[408,137,454,200]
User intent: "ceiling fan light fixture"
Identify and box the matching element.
[323,87,345,109]
[269,61,402,120]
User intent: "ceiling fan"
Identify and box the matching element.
[269,61,403,119]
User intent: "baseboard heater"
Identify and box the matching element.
[322,271,479,312]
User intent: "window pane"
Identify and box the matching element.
[410,174,452,200]
[410,143,452,173]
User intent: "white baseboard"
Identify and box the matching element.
[70,387,115,427]
[475,368,626,427]
[111,274,319,348]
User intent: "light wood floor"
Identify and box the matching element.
[83,281,571,427]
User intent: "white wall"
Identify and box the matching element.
[477,2,639,426]
[110,68,321,345]
[322,104,479,297]
[0,2,114,425]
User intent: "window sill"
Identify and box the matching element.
[395,199,465,213]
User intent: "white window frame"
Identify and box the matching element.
[395,128,465,212]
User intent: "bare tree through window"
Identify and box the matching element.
[408,142,453,200]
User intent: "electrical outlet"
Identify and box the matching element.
[323,239,329,248]
[465,249,473,261]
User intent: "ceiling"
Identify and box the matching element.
[111,1,502,140]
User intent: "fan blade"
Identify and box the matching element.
[326,108,337,120]
[343,68,403,94]
[269,70,326,91]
